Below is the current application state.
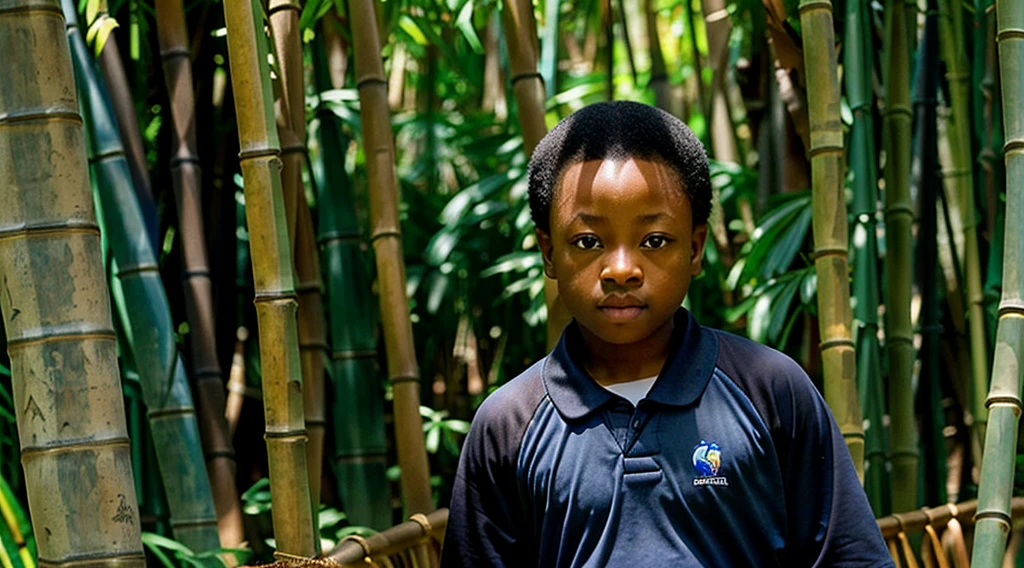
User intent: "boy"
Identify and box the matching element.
[441,101,892,567]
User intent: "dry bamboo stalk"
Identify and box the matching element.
[0,0,146,565]
[222,0,316,554]
[798,0,865,479]
[350,0,434,515]
[155,0,245,546]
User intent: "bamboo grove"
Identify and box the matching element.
[0,0,1021,565]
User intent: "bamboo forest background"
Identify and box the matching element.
[0,0,1021,564]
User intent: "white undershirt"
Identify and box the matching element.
[600,376,658,407]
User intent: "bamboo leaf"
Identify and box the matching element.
[455,0,484,54]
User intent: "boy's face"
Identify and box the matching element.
[537,158,708,346]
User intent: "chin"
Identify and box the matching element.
[580,322,663,346]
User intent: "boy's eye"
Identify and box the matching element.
[573,235,602,250]
[641,235,672,249]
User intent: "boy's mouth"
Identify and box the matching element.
[598,296,646,321]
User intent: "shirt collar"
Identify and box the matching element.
[542,308,719,420]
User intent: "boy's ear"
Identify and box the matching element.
[536,228,556,279]
[690,224,709,275]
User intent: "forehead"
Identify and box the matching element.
[552,158,689,213]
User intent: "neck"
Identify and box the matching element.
[579,317,675,387]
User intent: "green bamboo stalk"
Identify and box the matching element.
[914,0,948,506]
[222,0,316,555]
[268,0,328,518]
[938,0,991,461]
[313,34,391,530]
[154,0,245,546]
[539,0,559,99]
[63,0,221,551]
[798,0,865,479]
[845,0,887,515]
[97,39,159,253]
[500,0,570,349]
[0,0,146,565]
[883,0,919,513]
[970,0,1024,563]
[350,0,434,515]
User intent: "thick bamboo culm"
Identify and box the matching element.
[62,0,221,551]
[313,34,391,529]
[0,1,146,566]
[222,0,317,555]
[971,0,1024,563]
[499,0,570,349]
[155,0,245,546]
[798,0,865,479]
[268,0,328,514]
[350,0,434,515]
[643,0,670,111]
[882,0,919,514]
[845,0,886,514]
[937,0,990,455]
[327,509,449,565]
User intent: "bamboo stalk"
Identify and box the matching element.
[154,0,245,546]
[225,327,248,437]
[0,0,146,565]
[222,0,316,555]
[845,0,887,515]
[268,0,327,517]
[700,0,738,163]
[883,0,919,514]
[350,0,434,515]
[970,0,1024,563]
[915,0,949,507]
[937,0,990,460]
[500,0,571,349]
[643,0,670,111]
[62,0,222,551]
[313,34,391,529]
[97,39,159,252]
[798,0,865,479]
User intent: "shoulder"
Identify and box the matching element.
[709,328,827,433]
[461,359,550,473]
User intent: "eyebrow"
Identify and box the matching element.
[569,212,669,225]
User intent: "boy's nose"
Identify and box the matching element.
[600,248,643,287]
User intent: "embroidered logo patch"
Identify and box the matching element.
[692,440,728,486]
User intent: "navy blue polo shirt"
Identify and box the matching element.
[441,309,892,567]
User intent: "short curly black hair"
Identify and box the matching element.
[527,101,711,234]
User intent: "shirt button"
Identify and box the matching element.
[632,418,641,429]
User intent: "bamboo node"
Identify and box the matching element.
[974,510,1012,530]
[253,291,298,303]
[390,375,421,385]
[332,349,376,361]
[356,76,387,90]
[996,28,1024,42]
[87,148,125,165]
[281,141,305,155]
[6,327,115,350]
[205,450,237,460]
[115,262,160,277]
[182,269,211,279]
[0,109,80,127]
[0,2,61,17]
[984,395,1023,411]
[337,535,372,560]
[169,156,202,167]
[1004,140,1024,155]
[409,513,432,535]
[882,106,913,118]
[37,553,148,568]
[997,302,1024,318]
[159,47,190,61]
[20,436,130,461]
[806,144,844,158]
[797,0,833,14]
[238,147,282,161]
[811,246,849,260]
[819,338,855,351]
[510,72,543,85]
[267,0,302,15]
[370,230,402,243]
[169,517,219,529]
[147,406,198,420]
